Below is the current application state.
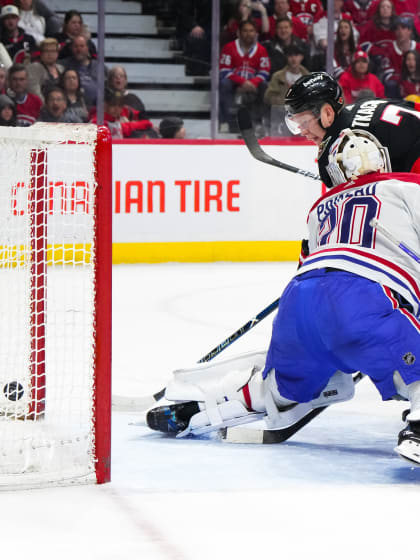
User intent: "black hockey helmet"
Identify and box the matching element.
[284,72,344,117]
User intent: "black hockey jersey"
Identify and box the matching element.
[318,98,420,188]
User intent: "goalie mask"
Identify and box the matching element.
[326,128,391,186]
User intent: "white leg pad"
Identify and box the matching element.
[263,370,356,430]
[165,350,267,407]
[166,354,356,436]
[310,370,356,407]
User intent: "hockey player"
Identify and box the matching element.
[147,129,420,466]
[283,71,420,188]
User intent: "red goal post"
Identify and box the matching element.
[0,123,112,488]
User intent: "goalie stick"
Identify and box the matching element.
[222,371,365,444]
[237,107,321,181]
[370,218,420,264]
[112,296,280,411]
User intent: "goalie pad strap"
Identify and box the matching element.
[176,401,265,438]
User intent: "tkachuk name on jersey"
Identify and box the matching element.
[349,99,386,128]
[315,182,377,222]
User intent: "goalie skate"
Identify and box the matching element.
[146,400,264,438]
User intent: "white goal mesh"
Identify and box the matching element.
[0,124,111,489]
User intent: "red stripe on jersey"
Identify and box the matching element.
[382,285,398,309]
[308,246,420,300]
[400,308,420,334]
[242,383,252,410]
[382,283,420,332]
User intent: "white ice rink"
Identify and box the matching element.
[2,262,420,560]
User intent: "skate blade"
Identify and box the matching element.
[395,440,420,466]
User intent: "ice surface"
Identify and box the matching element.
[1,262,419,560]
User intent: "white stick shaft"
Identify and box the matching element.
[370,218,420,264]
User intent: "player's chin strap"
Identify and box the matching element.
[164,350,357,438]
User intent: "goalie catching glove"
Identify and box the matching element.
[146,351,355,438]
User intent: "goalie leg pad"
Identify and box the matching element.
[161,357,356,437]
[263,370,356,430]
[165,350,268,410]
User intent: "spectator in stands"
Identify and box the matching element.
[220,0,269,46]
[219,19,271,132]
[263,17,310,75]
[37,85,83,123]
[0,93,16,125]
[338,49,385,103]
[27,37,63,101]
[0,1,61,37]
[89,88,155,139]
[0,41,12,69]
[0,63,7,92]
[159,116,186,138]
[54,10,97,61]
[31,0,61,36]
[333,18,357,78]
[400,49,420,100]
[0,4,37,64]
[17,0,45,46]
[107,65,147,117]
[289,0,324,27]
[173,0,213,75]
[343,0,376,32]
[266,0,308,41]
[6,63,42,125]
[312,0,359,56]
[393,1,420,39]
[264,44,309,105]
[62,35,102,108]
[374,16,420,97]
[58,68,88,122]
[359,0,397,49]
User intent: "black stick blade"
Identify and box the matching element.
[237,107,253,132]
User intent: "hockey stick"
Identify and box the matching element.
[112,296,280,411]
[223,371,365,444]
[237,107,321,181]
[370,218,420,264]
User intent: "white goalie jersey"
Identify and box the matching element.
[296,172,420,315]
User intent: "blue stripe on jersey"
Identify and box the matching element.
[300,253,420,310]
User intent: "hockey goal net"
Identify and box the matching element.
[0,123,112,488]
